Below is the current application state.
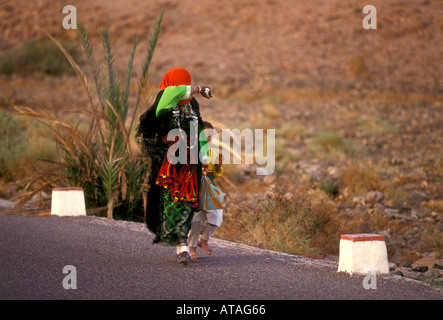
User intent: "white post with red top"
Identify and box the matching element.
[338,233,389,275]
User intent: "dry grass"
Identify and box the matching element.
[422,200,443,213]
[307,131,360,157]
[348,54,370,79]
[338,161,385,198]
[357,116,400,136]
[0,109,57,182]
[216,182,359,257]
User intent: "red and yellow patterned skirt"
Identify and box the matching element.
[156,157,199,208]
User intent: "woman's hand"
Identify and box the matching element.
[192,85,212,99]
[200,86,212,99]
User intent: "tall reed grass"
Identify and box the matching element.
[14,12,164,221]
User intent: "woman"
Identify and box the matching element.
[136,68,212,265]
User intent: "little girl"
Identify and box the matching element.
[188,121,224,259]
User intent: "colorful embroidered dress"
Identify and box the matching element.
[136,69,208,246]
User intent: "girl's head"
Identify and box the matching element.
[203,121,214,130]
[203,121,214,142]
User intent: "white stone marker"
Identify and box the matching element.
[337,233,389,275]
[51,187,86,217]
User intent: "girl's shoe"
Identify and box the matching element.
[177,251,191,265]
[189,247,199,260]
[198,240,212,255]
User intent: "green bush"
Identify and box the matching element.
[0,110,28,181]
[320,179,339,196]
[0,110,59,182]
[308,130,359,155]
[357,116,400,135]
[0,38,79,75]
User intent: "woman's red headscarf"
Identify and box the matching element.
[159,68,193,105]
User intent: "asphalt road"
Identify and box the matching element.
[0,214,441,304]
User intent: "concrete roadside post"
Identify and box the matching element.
[51,187,86,217]
[338,233,389,275]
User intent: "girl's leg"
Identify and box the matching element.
[188,220,201,248]
[176,238,190,265]
[199,223,217,255]
[187,220,201,259]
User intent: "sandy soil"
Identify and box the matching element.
[0,0,441,94]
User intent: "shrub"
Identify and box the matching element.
[308,130,359,156]
[338,161,385,198]
[348,54,370,79]
[423,229,443,253]
[0,38,79,75]
[0,110,28,181]
[422,200,443,213]
[320,179,339,196]
[0,111,58,182]
[357,116,400,135]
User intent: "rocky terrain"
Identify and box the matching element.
[0,0,442,286]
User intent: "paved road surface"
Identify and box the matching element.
[0,214,441,304]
